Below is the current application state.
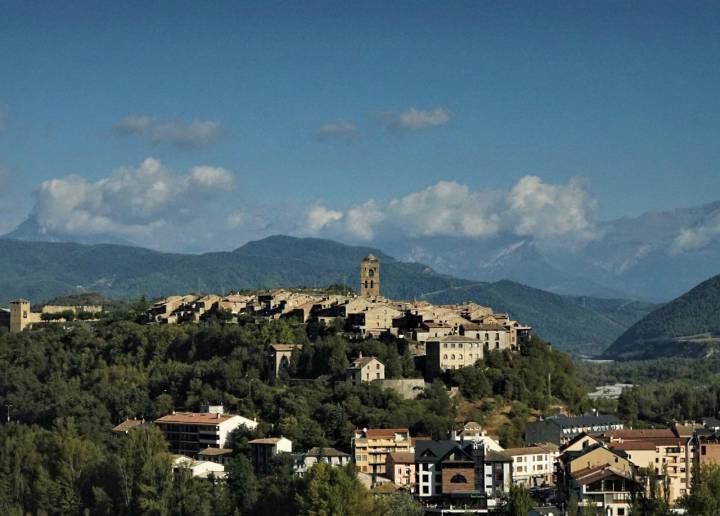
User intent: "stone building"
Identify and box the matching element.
[425,335,485,378]
[346,354,385,385]
[266,343,303,381]
[9,299,41,333]
[360,254,380,298]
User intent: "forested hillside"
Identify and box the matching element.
[604,274,720,359]
[0,314,587,514]
[0,236,655,353]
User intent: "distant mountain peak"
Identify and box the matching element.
[2,216,136,247]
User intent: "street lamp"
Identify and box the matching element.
[5,403,11,423]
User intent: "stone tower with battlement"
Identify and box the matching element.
[9,299,31,333]
[360,254,380,298]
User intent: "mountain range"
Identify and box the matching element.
[4,201,719,302]
[0,235,656,356]
[376,200,720,301]
[604,274,720,360]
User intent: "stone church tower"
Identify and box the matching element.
[360,254,380,298]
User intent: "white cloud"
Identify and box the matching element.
[345,201,384,240]
[309,176,599,247]
[31,158,234,238]
[389,181,502,238]
[225,211,246,229]
[395,107,452,130]
[671,212,720,254]
[114,115,223,148]
[314,120,360,143]
[507,176,598,246]
[306,203,344,232]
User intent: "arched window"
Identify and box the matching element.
[370,280,374,289]
[450,474,467,484]
[451,354,455,360]
[458,354,463,359]
[443,354,448,359]
[364,280,368,288]
[369,269,375,277]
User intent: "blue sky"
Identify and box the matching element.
[1,1,719,251]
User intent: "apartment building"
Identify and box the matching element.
[504,444,559,487]
[415,440,512,513]
[600,429,692,504]
[155,410,258,455]
[425,335,485,377]
[352,428,412,476]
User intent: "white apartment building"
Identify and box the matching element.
[155,411,258,455]
[504,445,558,487]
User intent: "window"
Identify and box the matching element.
[376,373,380,379]
[618,509,625,516]
[450,474,468,483]
[443,343,447,348]
[443,354,448,359]
[451,354,455,359]
[459,354,463,359]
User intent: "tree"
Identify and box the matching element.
[296,463,378,516]
[501,484,533,516]
[375,491,423,516]
[113,426,173,515]
[680,464,720,516]
[226,454,259,514]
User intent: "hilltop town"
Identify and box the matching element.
[3,255,720,515]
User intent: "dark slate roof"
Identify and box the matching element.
[550,414,621,428]
[415,440,465,463]
[702,417,720,428]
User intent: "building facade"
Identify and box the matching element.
[346,355,385,385]
[360,254,380,298]
[155,411,258,455]
[352,427,413,476]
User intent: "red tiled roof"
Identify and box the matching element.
[387,452,415,463]
[600,429,675,440]
[365,428,410,438]
[610,441,657,451]
[155,412,235,425]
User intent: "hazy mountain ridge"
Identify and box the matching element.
[604,274,720,360]
[379,201,720,301]
[0,235,655,354]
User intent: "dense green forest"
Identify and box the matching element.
[577,357,720,426]
[0,309,588,514]
[0,236,655,353]
[605,274,720,359]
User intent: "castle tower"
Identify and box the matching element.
[9,299,31,333]
[360,254,380,298]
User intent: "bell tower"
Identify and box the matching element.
[360,254,380,298]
